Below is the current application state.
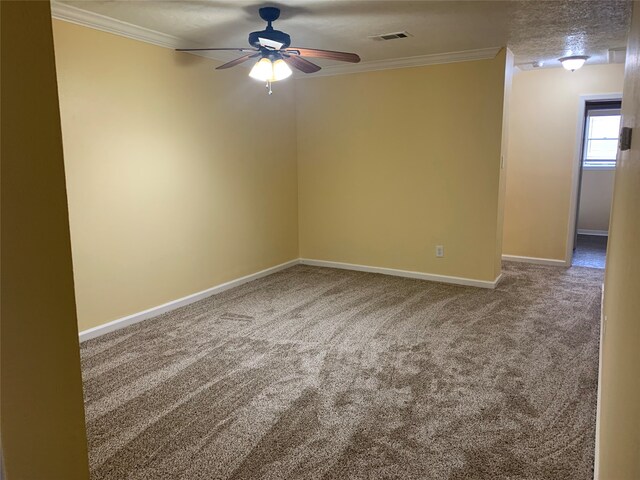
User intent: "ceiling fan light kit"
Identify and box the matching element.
[248,57,292,82]
[176,6,360,94]
[272,58,293,80]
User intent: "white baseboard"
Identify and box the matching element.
[80,257,505,341]
[78,259,300,342]
[300,258,501,289]
[577,229,608,237]
[501,254,568,267]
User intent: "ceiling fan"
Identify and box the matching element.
[176,6,360,93]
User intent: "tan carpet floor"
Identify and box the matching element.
[81,262,603,479]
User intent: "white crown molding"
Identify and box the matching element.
[50,1,226,61]
[305,47,502,78]
[51,1,182,49]
[51,2,501,76]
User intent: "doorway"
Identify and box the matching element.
[572,98,622,268]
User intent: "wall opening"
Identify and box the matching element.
[572,98,622,268]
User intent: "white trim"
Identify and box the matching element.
[52,2,180,49]
[51,1,226,61]
[566,93,622,266]
[300,258,501,289]
[50,3,500,75]
[79,258,504,341]
[577,229,609,237]
[501,254,567,267]
[78,259,300,342]
[303,47,502,77]
[583,165,616,171]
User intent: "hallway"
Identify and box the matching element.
[573,234,608,269]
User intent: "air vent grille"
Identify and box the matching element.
[608,47,626,64]
[369,31,412,41]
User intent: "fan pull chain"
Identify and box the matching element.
[266,80,273,95]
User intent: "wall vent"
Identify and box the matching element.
[515,61,544,71]
[369,31,412,41]
[608,47,626,64]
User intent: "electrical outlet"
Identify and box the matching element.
[435,245,444,257]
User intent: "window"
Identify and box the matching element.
[582,103,622,169]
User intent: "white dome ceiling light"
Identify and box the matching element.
[559,55,590,71]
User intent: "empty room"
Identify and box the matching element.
[2,1,639,479]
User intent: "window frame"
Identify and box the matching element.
[582,107,621,171]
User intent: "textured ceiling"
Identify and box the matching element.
[58,0,631,69]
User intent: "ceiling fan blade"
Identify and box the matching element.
[215,53,260,70]
[283,54,321,74]
[284,47,360,63]
[176,47,258,52]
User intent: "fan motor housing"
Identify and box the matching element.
[248,29,291,49]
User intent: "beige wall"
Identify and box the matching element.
[503,63,624,261]
[1,2,89,478]
[296,50,508,282]
[52,20,299,331]
[597,2,640,478]
[577,169,615,233]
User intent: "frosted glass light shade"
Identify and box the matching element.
[272,59,292,81]
[559,56,589,71]
[249,58,274,81]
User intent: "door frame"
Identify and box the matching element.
[565,93,622,266]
